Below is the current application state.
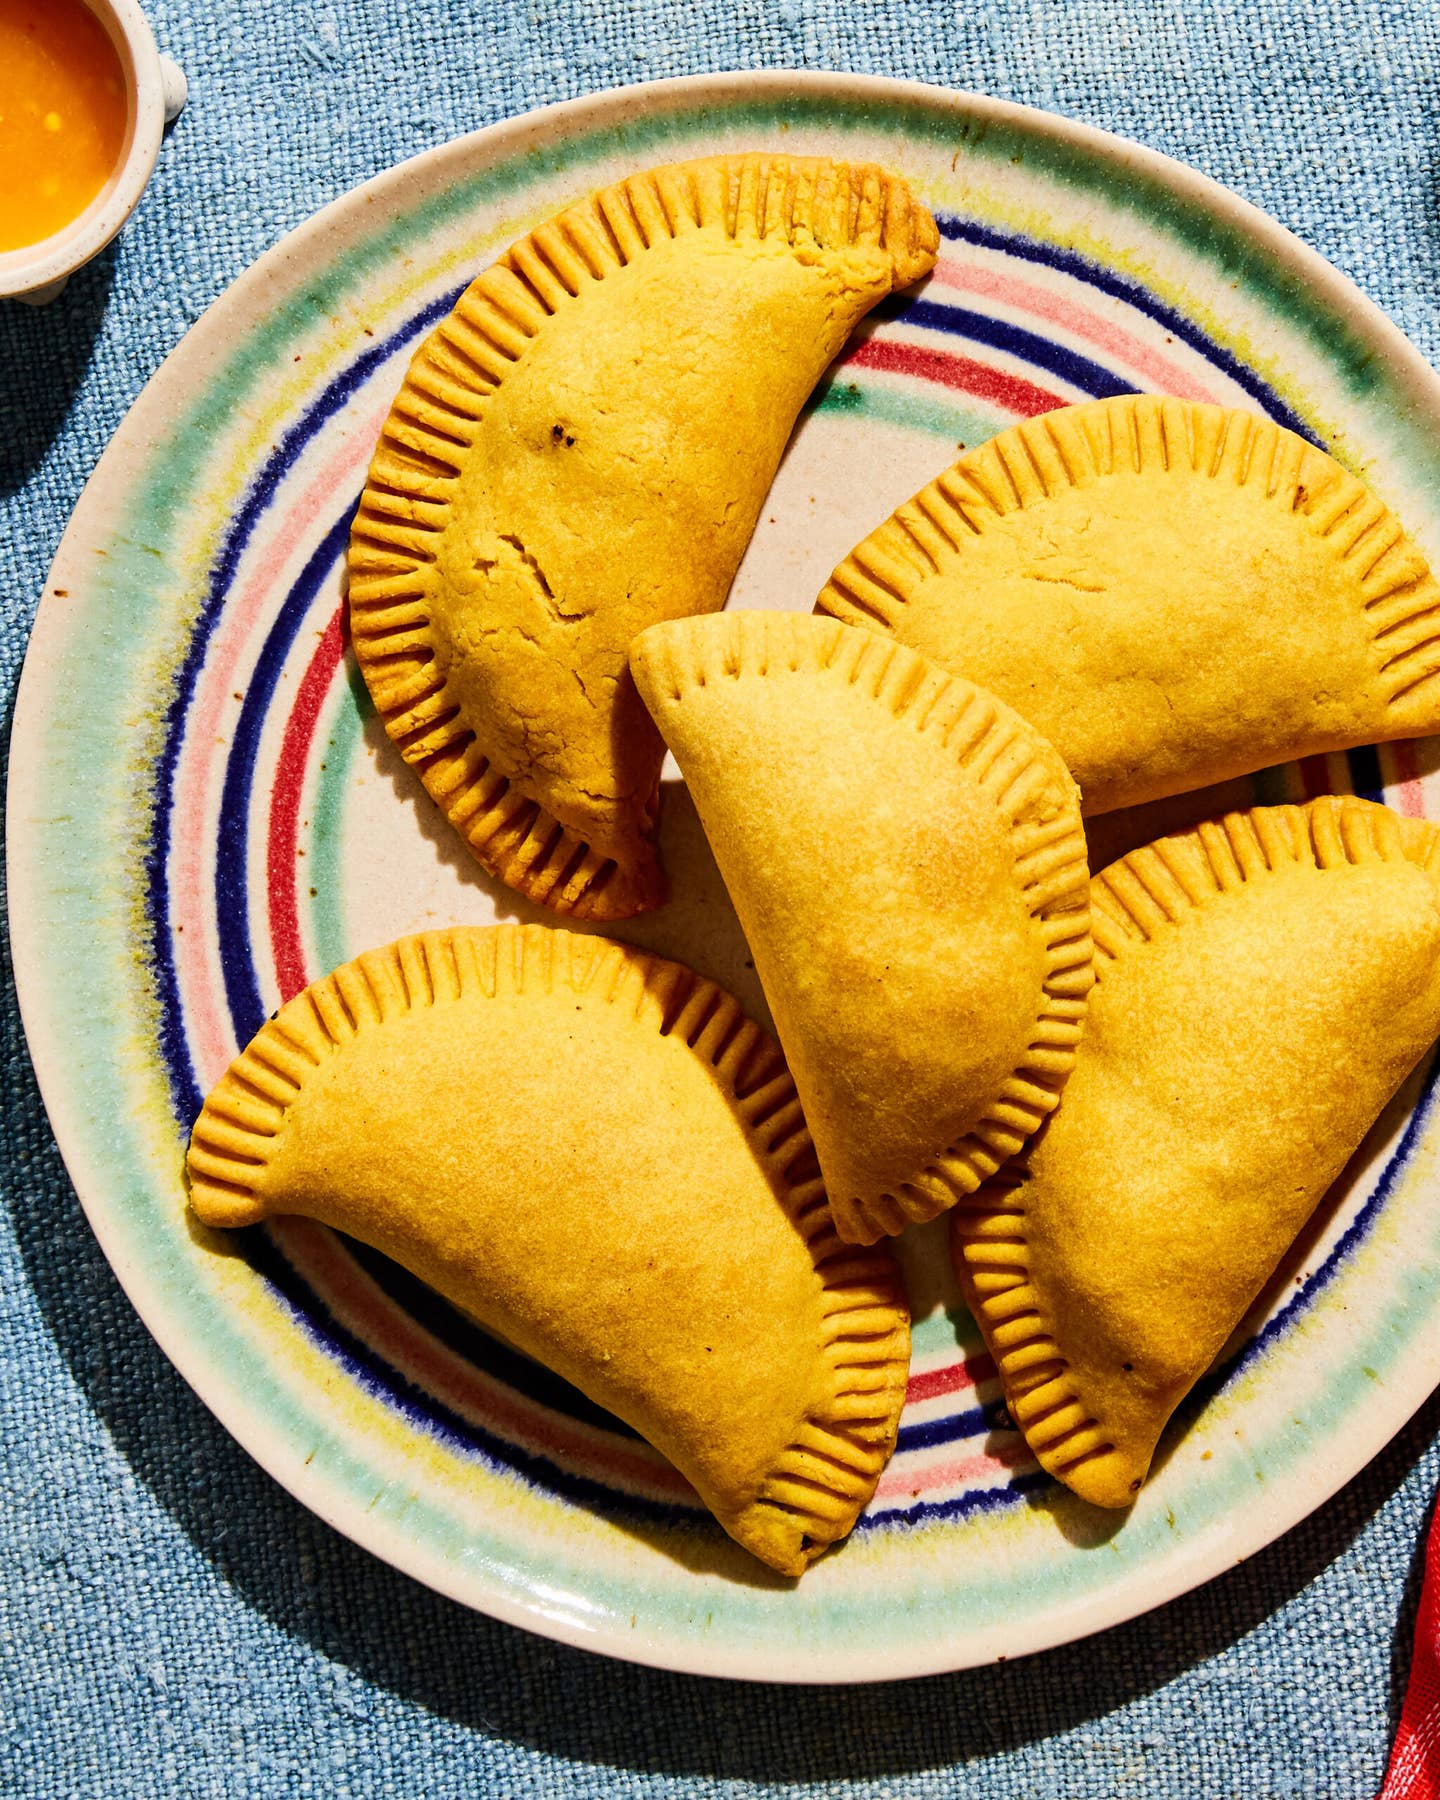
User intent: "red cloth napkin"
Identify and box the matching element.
[1384,1500,1440,1796]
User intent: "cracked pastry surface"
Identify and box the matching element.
[348,153,939,919]
[817,395,1440,815]
[951,797,1440,1508]
[185,924,910,1576]
[631,611,1094,1246]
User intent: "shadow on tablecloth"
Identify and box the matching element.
[1,246,116,499]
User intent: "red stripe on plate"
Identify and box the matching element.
[267,605,346,1003]
[844,337,1065,417]
[906,1355,997,1405]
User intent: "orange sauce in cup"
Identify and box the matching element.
[0,0,128,253]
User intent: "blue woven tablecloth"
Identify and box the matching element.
[4,3,1440,1793]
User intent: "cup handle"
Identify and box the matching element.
[160,56,188,124]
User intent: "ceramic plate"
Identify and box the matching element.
[12,71,1440,1684]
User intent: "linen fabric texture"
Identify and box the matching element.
[4,1,1440,1795]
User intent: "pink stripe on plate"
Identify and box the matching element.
[1388,739,1428,816]
[170,406,387,1086]
[873,1437,1035,1500]
[930,258,1222,404]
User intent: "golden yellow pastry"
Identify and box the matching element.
[952,797,1440,1507]
[349,155,939,920]
[186,925,909,1575]
[817,396,1440,814]
[631,611,1094,1246]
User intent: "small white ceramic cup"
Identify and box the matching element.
[0,0,186,305]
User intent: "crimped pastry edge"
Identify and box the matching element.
[349,151,941,920]
[186,922,911,1576]
[951,795,1440,1508]
[631,610,1095,1245]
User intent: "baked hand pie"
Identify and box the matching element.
[185,925,909,1575]
[816,396,1440,814]
[952,797,1440,1507]
[631,610,1094,1247]
[349,154,939,920]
